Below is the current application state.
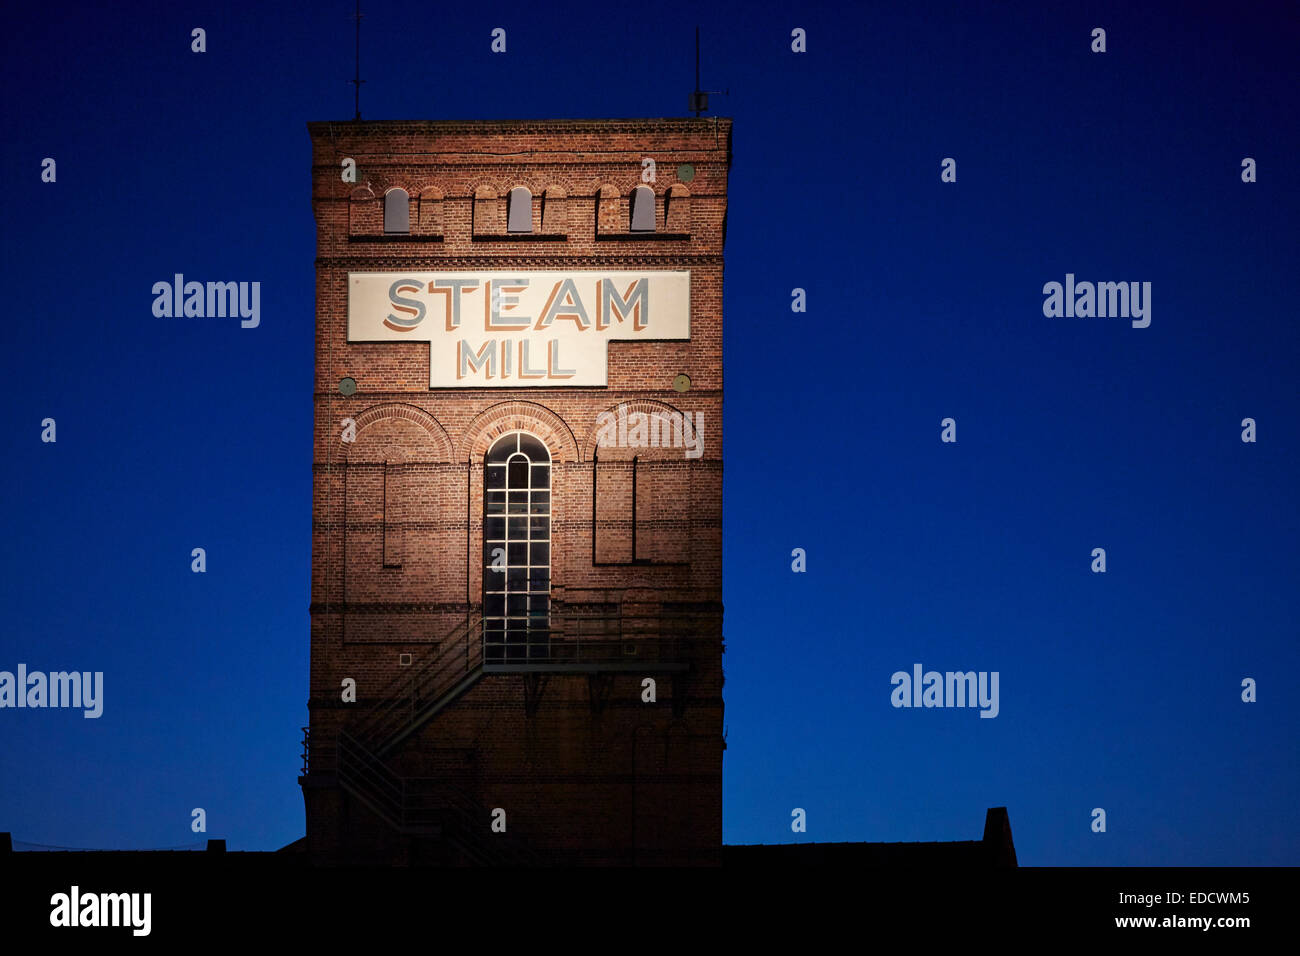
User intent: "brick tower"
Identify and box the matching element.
[299,118,731,866]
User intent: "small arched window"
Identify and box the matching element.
[630,184,655,232]
[483,432,551,661]
[507,186,533,233]
[384,188,409,234]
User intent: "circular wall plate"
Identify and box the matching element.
[677,164,696,183]
[672,373,691,392]
[338,377,357,396]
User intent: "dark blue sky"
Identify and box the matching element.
[1,0,1296,864]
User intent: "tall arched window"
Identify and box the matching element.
[483,432,551,662]
[384,187,409,234]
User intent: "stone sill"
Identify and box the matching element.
[597,232,692,241]
[349,233,444,242]
[471,232,570,242]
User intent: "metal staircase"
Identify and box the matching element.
[353,614,487,757]
[304,607,711,864]
[324,613,543,863]
[335,726,541,866]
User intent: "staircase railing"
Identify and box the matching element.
[300,726,311,775]
[351,607,711,758]
[336,727,543,864]
[351,612,486,756]
[481,607,708,668]
[336,727,415,830]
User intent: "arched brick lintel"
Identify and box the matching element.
[459,401,580,463]
[581,398,690,461]
[338,402,454,461]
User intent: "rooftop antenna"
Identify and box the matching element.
[689,26,728,116]
[350,0,364,120]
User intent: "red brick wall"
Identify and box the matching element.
[304,118,730,865]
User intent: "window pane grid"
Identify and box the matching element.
[484,432,551,661]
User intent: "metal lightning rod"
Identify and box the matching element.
[351,0,364,120]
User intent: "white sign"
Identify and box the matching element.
[348,270,691,387]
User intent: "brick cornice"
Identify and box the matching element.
[309,117,732,134]
[314,254,723,268]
